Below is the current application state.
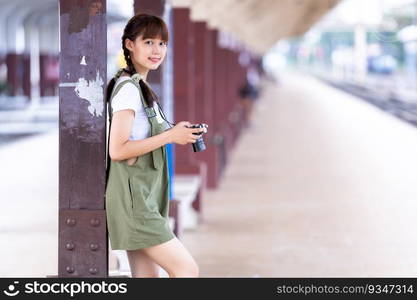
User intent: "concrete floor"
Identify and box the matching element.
[0,130,58,277]
[181,73,417,277]
[1,72,417,277]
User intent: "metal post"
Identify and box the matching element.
[197,24,220,190]
[173,7,197,170]
[190,21,210,213]
[207,29,222,188]
[193,22,206,128]
[58,0,107,278]
[214,35,228,176]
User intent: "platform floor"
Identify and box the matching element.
[1,72,417,277]
[181,73,417,277]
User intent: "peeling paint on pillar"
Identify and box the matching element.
[59,0,107,144]
[59,70,104,117]
[59,0,107,205]
[74,71,104,117]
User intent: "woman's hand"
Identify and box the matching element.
[126,157,138,165]
[190,123,208,134]
[167,121,205,145]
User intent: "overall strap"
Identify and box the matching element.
[106,78,147,178]
[107,75,165,171]
[108,78,148,121]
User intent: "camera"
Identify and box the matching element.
[188,123,208,152]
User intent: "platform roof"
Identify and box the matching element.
[171,0,342,54]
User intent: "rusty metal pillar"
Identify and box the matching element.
[188,20,211,212]
[196,24,219,190]
[205,28,220,188]
[192,22,206,130]
[205,29,222,188]
[58,0,107,278]
[228,49,241,149]
[39,54,59,97]
[39,54,47,96]
[223,47,234,155]
[226,45,236,151]
[193,21,213,170]
[173,7,198,172]
[215,36,229,176]
[232,50,245,143]
[22,54,31,97]
[5,53,21,96]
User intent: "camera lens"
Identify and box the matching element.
[192,136,206,152]
[190,124,206,152]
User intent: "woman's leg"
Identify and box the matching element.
[141,237,199,278]
[126,249,160,278]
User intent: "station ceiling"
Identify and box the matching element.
[171,0,342,54]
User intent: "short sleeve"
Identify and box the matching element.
[111,80,141,115]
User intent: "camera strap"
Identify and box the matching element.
[155,101,176,128]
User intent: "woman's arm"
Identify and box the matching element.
[109,109,204,161]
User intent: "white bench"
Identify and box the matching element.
[172,174,202,232]
[169,162,206,237]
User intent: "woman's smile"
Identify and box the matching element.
[149,57,161,63]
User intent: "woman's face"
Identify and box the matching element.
[126,34,167,73]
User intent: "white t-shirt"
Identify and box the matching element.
[111,76,165,140]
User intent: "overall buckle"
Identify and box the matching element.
[145,107,156,118]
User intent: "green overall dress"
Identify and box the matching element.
[105,72,175,250]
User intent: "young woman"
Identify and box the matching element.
[105,13,205,278]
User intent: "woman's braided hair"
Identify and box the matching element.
[106,13,169,107]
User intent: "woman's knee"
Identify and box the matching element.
[187,260,199,277]
[126,249,160,278]
[132,269,159,278]
[169,260,199,278]
[141,237,199,277]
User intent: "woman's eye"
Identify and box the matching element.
[144,40,166,46]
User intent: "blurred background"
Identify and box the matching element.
[1,0,417,278]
